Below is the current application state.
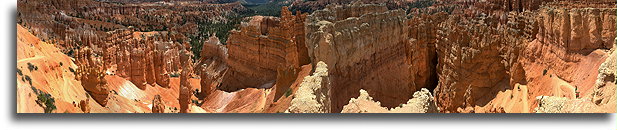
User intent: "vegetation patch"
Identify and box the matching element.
[243,0,288,17]
[192,89,200,98]
[169,72,180,77]
[284,88,292,97]
[17,68,23,76]
[27,62,38,71]
[188,0,289,61]
[24,75,32,85]
[543,69,548,76]
[31,87,57,113]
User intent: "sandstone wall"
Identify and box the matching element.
[198,35,229,97]
[406,13,449,92]
[433,14,533,112]
[536,6,616,53]
[220,7,309,91]
[305,3,414,112]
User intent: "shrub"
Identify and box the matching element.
[24,75,32,85]
[31,87,56,113]
[169,73,180,77]
[193,89,200,97]
[284,88,292,97]
[542,69,547,76]
[27,62,38,71]
[17,68,23,76]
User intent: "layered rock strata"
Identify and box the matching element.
[198,35,229,98]
[305,3,413,112]
[220,7,309,91]
[536,5,616,54]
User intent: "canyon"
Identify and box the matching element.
[16,0,616,113]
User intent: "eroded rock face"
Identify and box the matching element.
[75,47,110,106]
[145,39,157,86]
[178,49,194,113]
[220,7,309,91]
[536,6,615,54]
[305,3,414,112]
[341,88,438,113]
[274,66,299,102]
[154,41,172,88]
[433,13,535,112]
[79,98,90,113]
[130,47,147,89]
[287,61,331,113]
[406,13,448,92]
[518,3,616,112]
[588,49,616,113]
[198,35,229,98]
[152,95,165,113]
[103,29,182,89]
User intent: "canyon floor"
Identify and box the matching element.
[16,0,617,113]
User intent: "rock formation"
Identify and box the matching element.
[198,35,229,98]
[152,95,165,113]
[103,29,186,89]
[220,7,309,91]
[79,99,90,113]
[75,47,110,106]
[536,5,615,54]
[274,66,299,102]
[406,13,448,92]
[582,49,617,113]
[287,61,331,113]
[130,46,147,89]
[154,41,172,88]
[178,48,194,113]
[305,3,414,112]
[18,0,246,45]
[145,38,157,86]
[433,16,510,112]
[16,0,617,114]
[342,88,438,113]
[534,96,600,113]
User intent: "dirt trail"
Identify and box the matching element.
[17,56,43,63]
